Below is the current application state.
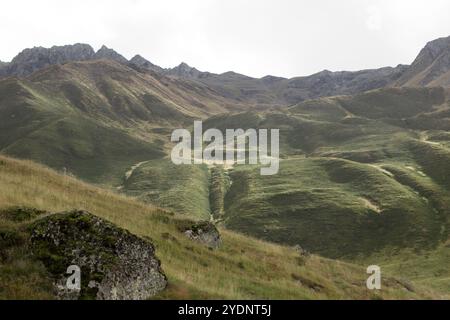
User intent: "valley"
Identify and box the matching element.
[1,36,450,299]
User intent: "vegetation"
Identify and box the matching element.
[1,155,445,299]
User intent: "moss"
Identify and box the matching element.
[28,211,124,299]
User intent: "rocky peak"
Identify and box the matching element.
[5,44,95,77]
[419,36,450,62]
[94,45,128,64]
[396,35,450,86]
[168,62,202,78]
[129,54,162,72]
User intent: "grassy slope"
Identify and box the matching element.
[0,155,444,300]
[224,158,444,257]
[0,59,263,186]
[123,159,211,220]
[180,87,450,296]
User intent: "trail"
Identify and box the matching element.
[125,161,149,181]
[419,131,441,146]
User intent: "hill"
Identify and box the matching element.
[120,87,449,289]
[2,155,444,299]
[0,59,255,184]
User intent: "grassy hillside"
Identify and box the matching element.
[0,59,269,185]
[123,159,211,219]
[121,87,449,262]
[1,155,445,300]
[223,158,445,258]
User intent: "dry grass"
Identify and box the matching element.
[0,155,445,299]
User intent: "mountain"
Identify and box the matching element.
[162,64,409,107]
[0,44,129,78]
[94,45,128,64]
[2,36,449,108]
[129,54,163,73]
[0,58,255,184]
[124,87,449,258]
[166,62,203,78]
[395,35,450,87]
[0,43,95,77]
[1,37,450,299]
[0,44,408,108]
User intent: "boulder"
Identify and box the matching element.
[180,221,221,249]
[29,210,167,300]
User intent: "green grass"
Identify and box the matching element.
[2,155,443,299]
[123,159,211,219]
[222,157,443,258]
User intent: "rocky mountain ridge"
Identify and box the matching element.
[0,36,449,106]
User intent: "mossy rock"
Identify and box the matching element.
[176,219,221,249]
[29,210,167,300]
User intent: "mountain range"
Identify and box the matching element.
[1,36,450,299]
[2,36,450,106]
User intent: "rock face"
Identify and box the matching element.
[181,221,221,249]
[129,54,163,73]
[30,210,167,300]
[167,62,203,78]
[94,45,128,64]
[395,35,450,86]
[0,44,129,78]
[3,44,95,77]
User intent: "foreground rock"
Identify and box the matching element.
[30,210,167,300]
[178,221,221,249]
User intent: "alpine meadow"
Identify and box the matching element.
[0,0,450,302]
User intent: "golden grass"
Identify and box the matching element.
[0,155,445,299]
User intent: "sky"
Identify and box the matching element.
[0,0,449,78]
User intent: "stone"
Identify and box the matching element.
[29,210,167,300]
[180,221,221,249]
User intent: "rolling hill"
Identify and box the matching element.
[0,59,255,184]
[1,36,450,299]
[0,154,446,299]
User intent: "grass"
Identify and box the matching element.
[122,159,211,219]
[0,155,444,300]
[223,157,443,258]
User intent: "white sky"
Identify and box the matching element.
[0,0,449,78]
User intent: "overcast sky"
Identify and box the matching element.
[1,0,449,78]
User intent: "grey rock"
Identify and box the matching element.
[293,244,310,257]
[395,35,450,86]
[30,210,167,300]
[94,45,128,64]
[167,62,203,78]
[182,221,221,249]
[129,54,163,72]
[5,44,95,77]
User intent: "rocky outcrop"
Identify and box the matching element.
[167,62,203,78]
[178,221,221,249]
[94,45,128,64]
[129,54,163,73]
[29,210,167,300]
[4,44,95,77]
[0,44,129,78]
[395,35,450,86]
